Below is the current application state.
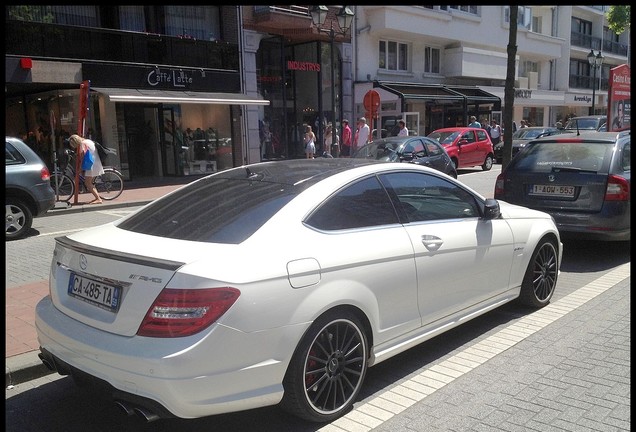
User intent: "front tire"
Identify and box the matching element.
[481,154,494,171]
[518,238,558,307]
[280,311,368,423]
[6,199,33,240]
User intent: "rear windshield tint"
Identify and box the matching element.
[513,142,613,173]
[117,177,299,244]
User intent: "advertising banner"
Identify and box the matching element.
[607,64,630,132]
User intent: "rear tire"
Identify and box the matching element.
[517,238,558,307]
[6,199,33,240]
[280,310,368,423]
[481,155,494,171]
[94,169,124,200]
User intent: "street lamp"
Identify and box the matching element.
[587,49,604,114]
[310,5,354,147]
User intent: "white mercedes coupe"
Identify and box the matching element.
[36,158,562,423]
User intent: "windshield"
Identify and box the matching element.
[513,129,548,140]
[565,118,604,130]
[351,140,401,161]
[428,131,460,145]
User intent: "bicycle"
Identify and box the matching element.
[51,147,124,202]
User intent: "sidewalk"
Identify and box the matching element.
[6,175,204,387]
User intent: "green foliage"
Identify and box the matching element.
[8,5,54,23]
[606,5,630,35]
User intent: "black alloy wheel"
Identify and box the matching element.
[518,238,559,307]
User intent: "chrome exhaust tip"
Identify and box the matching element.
[114,400,136,416]
[133,407,160,422]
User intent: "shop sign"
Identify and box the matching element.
[286,61,320,72]
[148,68,193,88]
[514,89,532,98]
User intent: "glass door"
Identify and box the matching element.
[404,112,420,136]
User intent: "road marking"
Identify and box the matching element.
[319,263,631,432]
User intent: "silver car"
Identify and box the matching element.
[5,136,56,240]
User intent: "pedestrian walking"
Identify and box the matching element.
[341,119,352,157]
[68,134,104,204]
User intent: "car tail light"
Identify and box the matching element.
[137,287,240,337]
[494,173,505,197]
[41,167,51,181]
[604,175,629,201]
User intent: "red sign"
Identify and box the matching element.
[363,90,380,113]
[607,64,630,132]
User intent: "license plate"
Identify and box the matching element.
[67,273,121,312]
[530,184,575,197]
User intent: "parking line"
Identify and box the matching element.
[319,263,630,432]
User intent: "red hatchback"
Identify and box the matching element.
[427,127,495,171]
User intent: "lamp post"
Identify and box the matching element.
[587,49,604,114]
[310,6,354,149]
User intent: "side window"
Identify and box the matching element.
[425,141,443,156]
[306,176,399,230]
[462,131,475,143]
[5,142,25,165]
[476,130,488,141]
[621,141,630,171]
[409,139,426,156]
[380,172,480,222]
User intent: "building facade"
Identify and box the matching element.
[5,6,268,181]
[6,6,630,179]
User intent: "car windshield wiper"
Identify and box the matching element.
[551,166,598,174]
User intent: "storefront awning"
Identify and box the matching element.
[92,87,270,106]
[374,81,501,109]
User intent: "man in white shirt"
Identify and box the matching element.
[354,117,370,151]
[397,119,409,137]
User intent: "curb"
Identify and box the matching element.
[44,199,152,216]
[5,351,54,387]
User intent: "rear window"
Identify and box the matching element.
[117,176,300,244]
[512,142,613,173]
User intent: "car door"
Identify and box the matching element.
[415,138,450,173]
[458,130,479,166]
[379,171,515,326]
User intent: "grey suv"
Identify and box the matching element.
[6,136,56,240]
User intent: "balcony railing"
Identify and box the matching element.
[569,74,609,91]
[571,31,628,56]
[6,20,239,70]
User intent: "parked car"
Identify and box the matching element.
[36,158,562,423]
[493,126,567,162]
[5,136,56,240]
[427,127,495,171]
[563,115,607,133]
[351,136,457,178]
[495,130,630,241]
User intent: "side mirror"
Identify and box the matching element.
[483,198,500,220]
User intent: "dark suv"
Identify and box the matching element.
[5,136,56,240]
[494,131,630,241]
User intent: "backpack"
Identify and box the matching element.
[94,141,109,163]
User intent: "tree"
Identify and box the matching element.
[501,6,518,171]
[606,6,630,35]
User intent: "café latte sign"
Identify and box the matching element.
[148,68,193,88]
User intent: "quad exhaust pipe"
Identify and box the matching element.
[114,400,160,422]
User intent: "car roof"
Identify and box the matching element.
[528,130,629,143]
[212,158,381,187]
[429,127,479,133]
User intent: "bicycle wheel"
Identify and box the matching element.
[94,169,124,200]
[50,174,75,202]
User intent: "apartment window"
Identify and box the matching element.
[519,60,538,76]
[603,26,619,43]
[164,6,220,41]
[572,17,592,36]
[449,6,478,15]
[532,16,542,33]
[424,47,440,74]
[379,40,408,72]
[504,6,532,30]
[119,5,146,32]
